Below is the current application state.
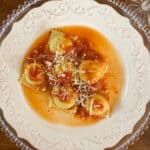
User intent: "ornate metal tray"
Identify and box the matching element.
[0,0,150,150]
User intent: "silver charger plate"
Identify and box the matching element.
[0,0,150,150]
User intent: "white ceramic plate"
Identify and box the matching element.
[0,0,150,150]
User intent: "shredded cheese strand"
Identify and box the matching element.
[89,99,94,116]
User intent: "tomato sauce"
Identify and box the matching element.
[21,26,124,126]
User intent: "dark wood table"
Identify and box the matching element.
[0,0,150,150]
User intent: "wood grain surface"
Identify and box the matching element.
[0,0,150,150]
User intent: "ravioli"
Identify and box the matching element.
[50,86,77,110]
[49,30,73,54]
[48,97,77,114]
[85,94,110,118]
[79,60,108,84]
[20,63,46,91]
